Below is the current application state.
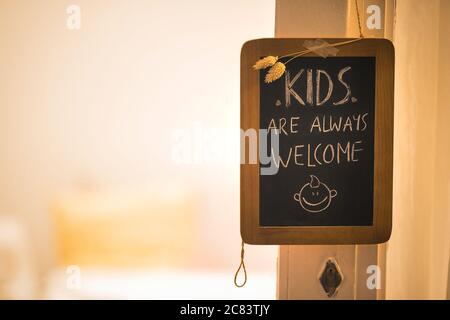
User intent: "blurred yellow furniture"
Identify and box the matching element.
[51,184,196,268]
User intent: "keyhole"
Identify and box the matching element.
[320,260,343,298]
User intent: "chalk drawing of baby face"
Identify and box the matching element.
[293,175,337,213]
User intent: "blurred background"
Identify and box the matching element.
[0,0,277,299]
[1,0,450,300]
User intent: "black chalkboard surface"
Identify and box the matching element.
[259,57,376,227]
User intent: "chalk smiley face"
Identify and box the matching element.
[294,175,337,213]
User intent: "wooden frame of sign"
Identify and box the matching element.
[241,38,394,245]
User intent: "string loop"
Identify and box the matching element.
[234,241,247,288]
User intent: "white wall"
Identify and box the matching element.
[430,0,450,299]
[0,0,276,282]
[386,0,450,299]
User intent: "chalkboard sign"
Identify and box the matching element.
[260,57,375,227]
[241,39,394,244]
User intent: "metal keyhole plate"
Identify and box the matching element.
[319,259,343,298]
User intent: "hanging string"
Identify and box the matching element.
[233,240,247,288]
[278,0,365,64]
[282,38,363,65]
[355,0,364,38]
